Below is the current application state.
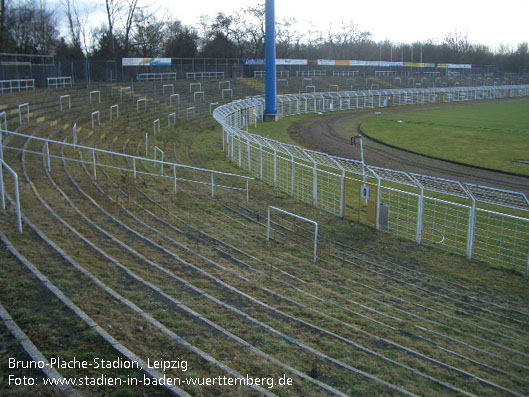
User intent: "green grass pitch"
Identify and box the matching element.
[362,101,529,176]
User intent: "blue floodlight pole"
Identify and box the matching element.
[264,0,278,121]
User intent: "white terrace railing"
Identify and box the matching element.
[47,77,73,89]
[186,72,225,80]
[0,79,35,93]
[0,129,253,205]
[137,73,177,81]
[213,84,529,273]
[0,158,22,233]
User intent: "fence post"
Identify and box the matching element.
[466,200,477,260]
[238,138,241,167]
[259,145,263,180]
[273,150,277,188]
[13,172,22,233]
[247,137,251,173]
[145,133,148,156]
[173,165,177,195]
[312,164,318,207]
[340,171,345,218]
[416,188,424,244]
[246,179,249,202]
[231,135,234,162]
[313,222,318,263]
[0,159,4,210]
[92,149,97,180]
[266,206,271,241]
[133,158,136,181]
[290,158,295,197]
[72,123,77,147]
[211,173,215,199]
[376,176,381,230]
[45,142,51,172]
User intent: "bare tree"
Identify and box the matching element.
[104,0,120,58]
[122,0,138,56]
[132,8,164,56]
[0,0,7,52]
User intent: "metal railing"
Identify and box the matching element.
[0,79,35,93]
[186,72,225,80]
[137,73,177,81]
[0,158,22,233]
[214,84,529,273]
[47,77,72,89]
[267,206,318,263]
[1,129,253,203]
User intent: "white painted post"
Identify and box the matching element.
[18,103,29,125]
[210,102,218,114]
[162,84,174,95]
[416,187,424,244]
[190,82,201,93]
[89,90,100,104]
[186,107,195,120]
[137,97,147,112]
[194,91,204,103]
[168,112,176,127]
[290,158,295,197]
[0,111,6,130]
[238,138,241,167]
[222,88,233,99]
[313,164,318,207]
[145,133,148,156]
[273,150,277,188]
[91,111,100,129]
[153,119,160,136]
[45,142,51,172]
[59,95,71,112]
[92,149,97,180]
[259,145,263,180]
[211,173,214,199]
[72,123,77,147]
[170,94,180,106]
[247,137,251,173]
[133,158,136,181]
[466,199,477,260]
[11,166,22,233]
[110,104,119,120]
[173,165,177,195]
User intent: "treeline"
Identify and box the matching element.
[0,0,528,72]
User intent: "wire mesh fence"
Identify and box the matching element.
[422,197,470,256]
[474,209,529,272]
[215,85,529,273]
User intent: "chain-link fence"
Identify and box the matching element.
[214,85,529,273]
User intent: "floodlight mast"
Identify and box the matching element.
[264,0,278,121]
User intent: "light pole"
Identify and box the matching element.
[264,0,278,121]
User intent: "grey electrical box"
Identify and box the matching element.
[379,204,390,228]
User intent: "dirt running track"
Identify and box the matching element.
[290,100,529,197]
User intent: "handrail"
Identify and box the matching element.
[267,206,318,263]
[0,159,22,232]
[213,85,529,211]
[0,129,253,180]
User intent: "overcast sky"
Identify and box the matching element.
[155,0,527,50]
[80,0,527,51]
